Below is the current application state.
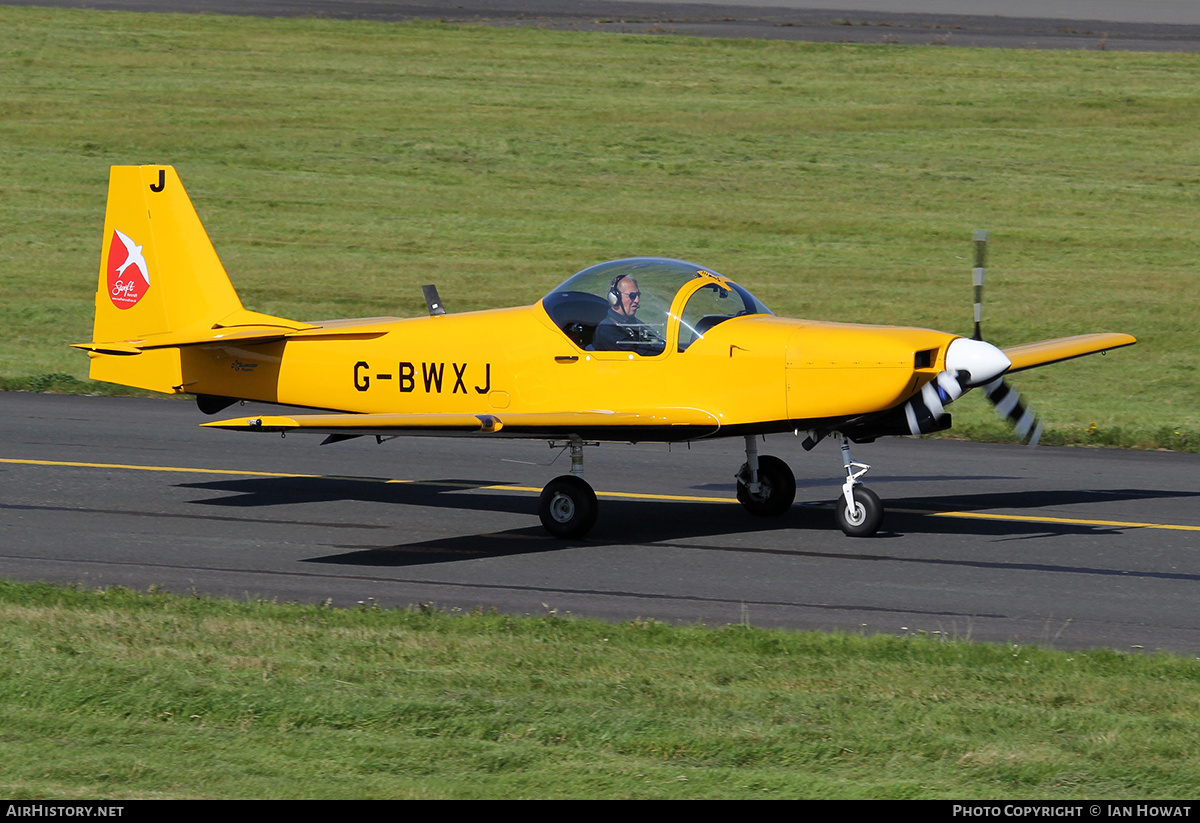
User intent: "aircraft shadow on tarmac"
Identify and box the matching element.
[176,475,1200,570]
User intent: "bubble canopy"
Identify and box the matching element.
[540,257,773,354]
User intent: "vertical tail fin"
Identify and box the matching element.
[80,166,268,393]
[93,165,244,344]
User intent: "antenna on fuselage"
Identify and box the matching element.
[422,284,447,316]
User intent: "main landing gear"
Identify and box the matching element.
[735,435,796,516]
[538,438,598,539]
[535,433,885,539]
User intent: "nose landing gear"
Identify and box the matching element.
[833,435,883,537]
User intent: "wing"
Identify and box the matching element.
[201,408,724,441]
[1001,332,1135,374]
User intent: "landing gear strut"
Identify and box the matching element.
[833,435,883,537]
[736,435,796,517]
[535,433,882,539]
[538,437,598,538]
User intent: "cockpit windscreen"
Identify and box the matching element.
[541,258,771,353]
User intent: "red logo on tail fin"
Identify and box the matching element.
[107,229,150,309]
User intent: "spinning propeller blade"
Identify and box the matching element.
[982,378,1044,446]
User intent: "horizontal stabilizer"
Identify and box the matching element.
[74,315,387,355]
[1002,333,1136,373]
[70,340,144,356]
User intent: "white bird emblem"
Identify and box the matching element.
[113,229,149,284]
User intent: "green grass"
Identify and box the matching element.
[3,579,1200,799]
[1,7,1198,448]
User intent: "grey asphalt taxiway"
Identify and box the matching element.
[7,0,1200,50]
[5,392,1200,654]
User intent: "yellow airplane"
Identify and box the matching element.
[75,166,1136,538]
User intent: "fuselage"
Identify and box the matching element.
[174,301,959,440]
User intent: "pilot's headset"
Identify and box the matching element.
[608,273,630,306]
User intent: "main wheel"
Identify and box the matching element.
[736,455,796,517]
[835,486,883,537]
[538,475,598,538]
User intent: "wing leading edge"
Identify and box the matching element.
[1001,332,1136,374]
[202,408,724,441]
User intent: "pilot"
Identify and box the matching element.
[593,274,665,356]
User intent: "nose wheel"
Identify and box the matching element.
[834,435,883,537]
[835,486,883,537]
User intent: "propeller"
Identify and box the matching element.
[895,231,1044,445]
[809,231,1046,448]
[969,230,1044,446]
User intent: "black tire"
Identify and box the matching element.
[538,475,598,538]
[736,455,796,517]
[835,486,883,537]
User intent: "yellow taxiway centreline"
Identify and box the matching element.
[927,510,1200,532]
[5,457,1198,531]
[481,484,733,504]
[1,457,318,479]
[0,457,733,503]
